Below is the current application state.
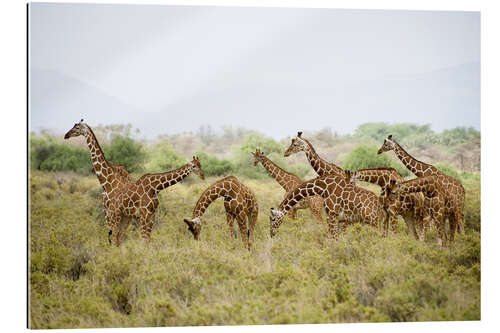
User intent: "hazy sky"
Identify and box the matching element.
[29,3,480,140]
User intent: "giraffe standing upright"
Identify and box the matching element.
[386,176,447,247]
[183,176,258,250]
[378,135,465,242]
[64,120,136,240]
[351,167,426,239]
[269,174,385,240]
[252,148,323,222]
[107,157,205,246]
[284,132,345,178]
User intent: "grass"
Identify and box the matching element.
[29,170,480,328]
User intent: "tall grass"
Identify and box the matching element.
[29,170,480,328]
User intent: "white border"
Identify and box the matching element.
[2,0,498,332]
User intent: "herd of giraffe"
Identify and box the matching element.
[64,121,465,249]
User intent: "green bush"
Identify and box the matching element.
[30,134,91,173]
[435,161,460,179]
[195,152,233,177]
[230,133,285,179]
[145,139,185,173]
[342,145,410,177]
[104,136,145,173]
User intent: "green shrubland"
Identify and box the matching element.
[29,169,480,328]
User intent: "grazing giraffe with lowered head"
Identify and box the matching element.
[378,135,465,242]
[252,148,323,222]
[351,167,426,239]
[107,157,205,246]
[64,120,136,242]
[386,176,447,247]
[183,176,258,250]
[284,132,345,178]
[269,174,385,240]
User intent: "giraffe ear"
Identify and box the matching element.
[388,135,392,140]
[251,152,255,156]
[80,119,84,123]
[297,131,303,138]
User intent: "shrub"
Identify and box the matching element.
[342,145,410,177]
[230,133,284,179]
[145,139,186,173]
[30,134,91,173]
[435,161,460,179]
[104,136,145,173]
[194,152,233,177]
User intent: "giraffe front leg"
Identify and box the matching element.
[110,214,122,247]
[390,215,398,235]
[140,213,154,243]
[448,213,458,244]
[236,214,250,250]
[435,213,446,249]
[117,216,131,244]
[326,216,340,241]
[309,198,323,223]
[248,207,258,245]
[225,212,236,240]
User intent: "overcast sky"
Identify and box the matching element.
[29,3,480,140]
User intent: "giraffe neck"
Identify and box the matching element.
[392,141,439,177]
[192,179,234,218]
[302,138,343,177]
[279,177,332,213]
[356,169,403,188]
[82,127,114,191]
[259,157,300,192]
[144,163,193,197]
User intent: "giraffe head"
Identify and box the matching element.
[377,135,396,154]
[189,156,205,180]
[344,170,355,184]
[284,132,308,157]
[379,179,398,208]
[252,148,266,166]
[269,207,285,238]
[64,119,87,139]
[183,217,202,240]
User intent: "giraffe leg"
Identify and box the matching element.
[390,215,398,235]
[110,213,122,247]
[140,213,154,243]
[235,213,250,250]
[448,212,459,244]
[457,211,466,235]
[404,216,418,240]
[248,206,258,245]
[309,197,323,223]
[326,215,340,241]
[117,216,131,244]
[435,210,446,249]
[225,212,236,240]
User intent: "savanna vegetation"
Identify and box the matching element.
[29,123,480,328]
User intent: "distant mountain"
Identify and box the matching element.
[30,68,140,134]
[29,62,479,140]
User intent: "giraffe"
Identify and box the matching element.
[351,167,426,239]
[269,174,385,240]
[64,120,137,241]
[284,132,345,178]
[183,176,258,250]
[252,148,323,222]
[378,135,465,241]
[386,176,447,247]
[107,157,205,246]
